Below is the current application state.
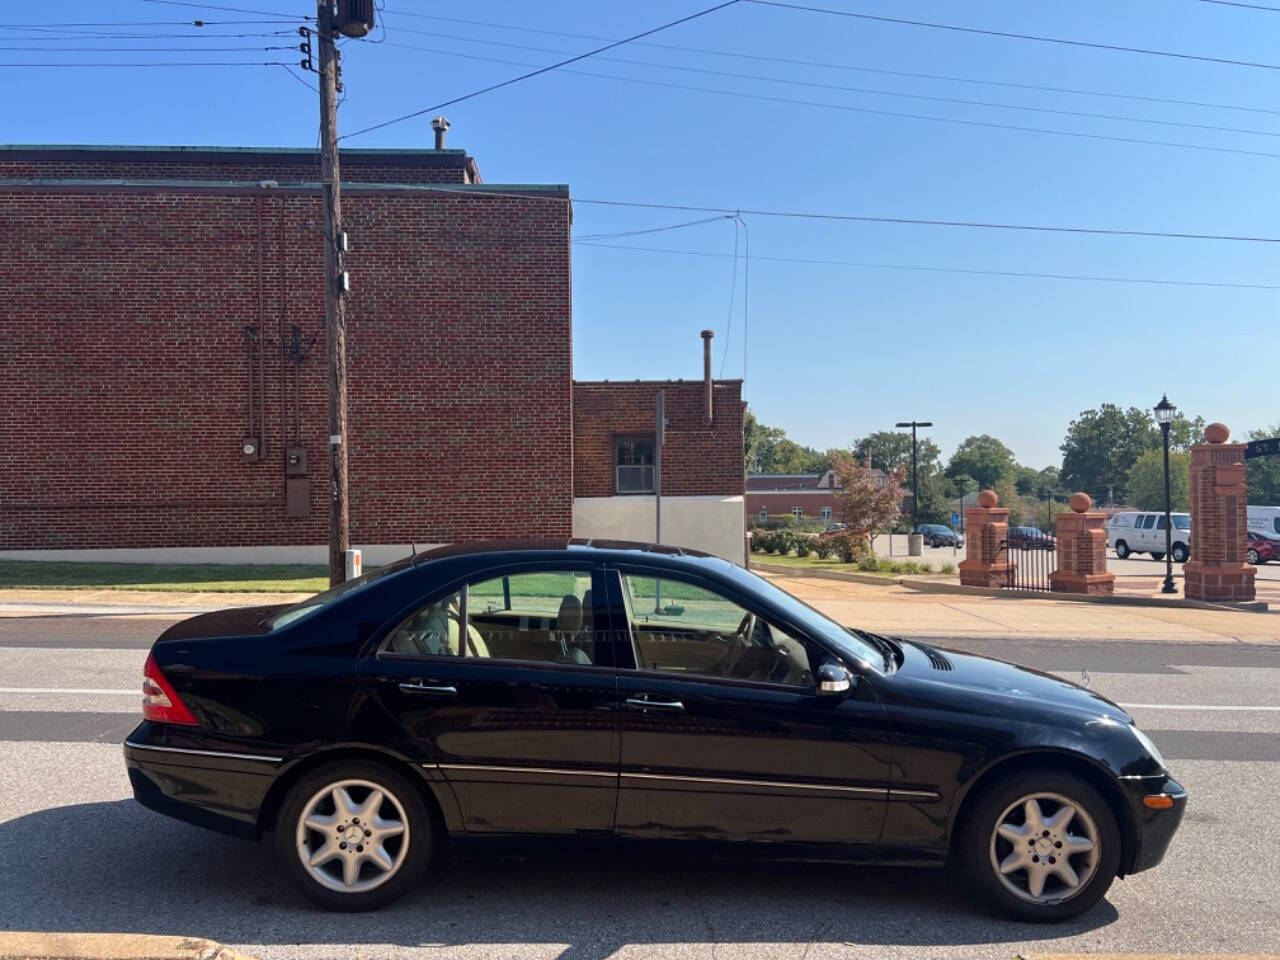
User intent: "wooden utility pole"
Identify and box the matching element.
[317,0,349,586]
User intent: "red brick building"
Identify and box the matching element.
[746,468,886,527]
[0,143,745,563]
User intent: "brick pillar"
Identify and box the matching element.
[1184,422,1255,602]
[958,489,1012,588]
[1049,492,1115,595]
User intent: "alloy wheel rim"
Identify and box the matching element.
[295,778,410,894]
[988,791,1100,906]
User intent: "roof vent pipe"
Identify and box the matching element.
[431,116,451,150]
[701,329,714,426]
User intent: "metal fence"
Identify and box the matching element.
[1000,537,1058,592]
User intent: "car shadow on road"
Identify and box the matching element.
[4,801,1117,957]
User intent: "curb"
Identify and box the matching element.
[749,561,950,587]
[1020,954,1280,959]
[0,933,257,960]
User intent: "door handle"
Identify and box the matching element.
[398,682,458,697]
[625,696,684,713]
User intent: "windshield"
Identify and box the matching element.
[264,557,414,631]
[1173,515,1191,530]
[720,563,882,668]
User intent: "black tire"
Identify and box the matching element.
[273,760,435,911]
[1150,552,1164,562]
[1114,540,1130,559]
[1247,548,1260,566]
[1172,542,1189,563]
[957,767,1121,922]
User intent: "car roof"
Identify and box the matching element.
[408,537,729,570]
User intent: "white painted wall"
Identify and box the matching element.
[573,495,745,564]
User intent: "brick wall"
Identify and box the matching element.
[0,173,572,549]
[572,381,744,499]
[745,492,837,521]
[0,146,478,184]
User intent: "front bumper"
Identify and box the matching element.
[1121,773,1187,874]
[124,722,280,841]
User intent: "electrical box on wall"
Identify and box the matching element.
[286,477,310,517]
[285,446,308,476]
[242,436,262,461]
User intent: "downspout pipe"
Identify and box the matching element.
[701,329,714,426]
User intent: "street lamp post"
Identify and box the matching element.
[1154,394,1178,594]
[895,420,933,556]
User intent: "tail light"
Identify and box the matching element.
[142,652,199,726]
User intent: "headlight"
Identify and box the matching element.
[1130,724,1167,771]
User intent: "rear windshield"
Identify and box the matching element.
[264,557,414,631]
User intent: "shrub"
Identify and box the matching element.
[772,530,795,555]
[940,561,956,575]
[812,539,834,560]
[794,536,813,557]
[856,551,880,572]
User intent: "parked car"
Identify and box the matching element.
[1006,526,1056,550]
[1107,511,1191,562]
[823,522,847,533]
[917,523,964,548]
[1246,530,1280,565]
[125,540,1185,920]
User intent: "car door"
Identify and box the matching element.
[603,563,892,847]
[362,562,621,836]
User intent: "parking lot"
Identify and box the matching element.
[2,607,1278,959]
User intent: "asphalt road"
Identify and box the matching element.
[2,615,1279,959]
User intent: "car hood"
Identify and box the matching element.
[898,639,1130,722]
[156,604,290,642]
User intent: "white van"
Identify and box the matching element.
[1247,505,1280,535]
[1107,511,1191,562]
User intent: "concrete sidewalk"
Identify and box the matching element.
[2,578,1278,643]
[759,572,1280,643]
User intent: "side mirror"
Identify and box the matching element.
[817,661,852,695]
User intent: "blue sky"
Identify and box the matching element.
[10,0,1279,467]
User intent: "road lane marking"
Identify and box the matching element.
[0,687,135,695]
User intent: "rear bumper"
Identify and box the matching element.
[1121,773,1187,874]
[124,722,281,841]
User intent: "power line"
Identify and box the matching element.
[721,218,740,378]
[378,10,1280,118]
[1196,0,1280,10]
[575,214,733,241]
[574,239,1280,289]
[382,44,1280,161]
[340,0,745,140]
[0,45,295,52]
[284,181,1280,244]
[401,33,1280,139]
[15,27,297,39]
[17,18,296,26]
[746,0,1280,71]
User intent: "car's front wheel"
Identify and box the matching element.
[274,761,434,911]
[1114,540,1130,559]
[959,769,1120,921]
[1247,548,1260,565]
[1172,543,1189,563]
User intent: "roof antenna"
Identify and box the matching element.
[410,543,417,556]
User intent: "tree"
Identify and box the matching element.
[744,408,828,474]
[1168,413,1207,453]
[831,452,905,537]
[946,435,1017,491]
[1125,448,1191,512]
[1060,404,1158,504]
[1247,422,1280,505]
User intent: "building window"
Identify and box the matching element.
[758,508,768,523]
[792,507,804,522]
[820,506,832,522]
[615,436,656,494]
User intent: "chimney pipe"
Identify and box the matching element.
[701,329,714,426]
[431,115,451,150]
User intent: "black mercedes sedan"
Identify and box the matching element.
[124,540,1185,920]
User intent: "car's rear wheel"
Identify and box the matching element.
[274,761,434,911]
[959,768,1120,922]
[1172,543,1189,563]
[1247,548,1260,565]
[1114,541,1130,559]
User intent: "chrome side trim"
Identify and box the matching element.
[435,763,617,779]
[887,788,942,801]
[124,740,283,764]
[1118,773,1167,780]
[621,770,886,796]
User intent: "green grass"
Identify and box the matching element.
[0,561,330,593]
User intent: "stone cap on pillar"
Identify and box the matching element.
[1204,422,1229,444]
[977,489,998,508]
[1069,492,1092,513]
